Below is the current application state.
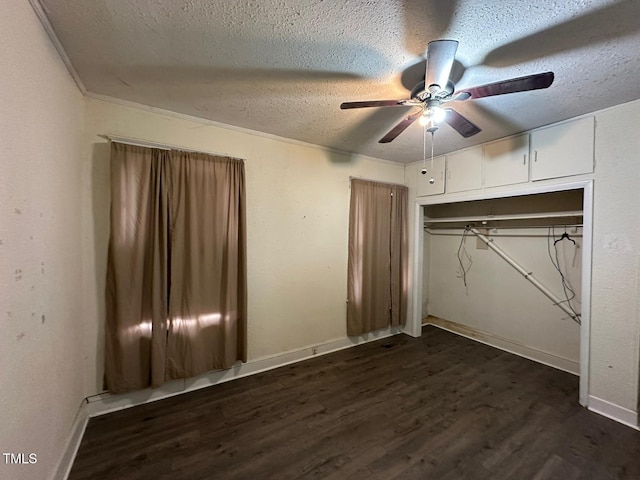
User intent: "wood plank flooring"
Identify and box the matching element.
[69,326,640,479]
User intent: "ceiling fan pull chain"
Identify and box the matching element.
[430,130,434,163]
[429,131,436,184]
[423,125,427,169]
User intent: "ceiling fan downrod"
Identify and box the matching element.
[339,39,554,144]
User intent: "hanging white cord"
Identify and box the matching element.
[429,131,435,183]
[422,125,427,170]
[430,131,434,167]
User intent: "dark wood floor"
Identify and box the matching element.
[69,326,640,480]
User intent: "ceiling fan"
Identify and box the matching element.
[340,40,554,143]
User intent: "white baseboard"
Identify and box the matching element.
[50,400,89,480]
[50,324,639,479]
[53,327,402,477]
[85,326,404,417]
[426,317,580,375]
[588,395,639,431]
[425,318,639,431]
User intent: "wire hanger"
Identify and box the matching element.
[554,229,576,245]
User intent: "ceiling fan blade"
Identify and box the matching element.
[444,108,481,138]
[379,111,422,143]
[458,72,554,100]
[340,100,412,109]
[425,40,459,91]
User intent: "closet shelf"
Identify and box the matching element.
[424,210,583,225]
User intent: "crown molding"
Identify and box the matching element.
[28,0,86,94]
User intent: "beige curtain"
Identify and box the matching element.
[165,151,247,380]
[105,144,170,393]
[105,143,247,393]
[389,182,408,327]
[347,179,408,336]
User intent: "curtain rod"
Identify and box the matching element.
[348,176,407,189]
[99,134,243,160]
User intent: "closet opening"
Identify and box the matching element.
[411,181,593,406]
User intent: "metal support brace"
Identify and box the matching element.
[468,227,580,322]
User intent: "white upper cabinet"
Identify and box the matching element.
[483,134,530,188]
[416,155,446,196]
[530,116,595,181]
[445,146,483,193]
[412,116,595,197]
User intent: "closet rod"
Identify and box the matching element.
[424,210,583,225]
[425,224,583,232]
[426,229,583,237]
[469,227,580,322]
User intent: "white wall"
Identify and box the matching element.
[407,98,640,420]
[2,5,639,478]
[426,228,582,372]
[590,100,640,411]
[422,229,431,318]
[0,1,86,479]
[403,164,422,338]
[81,97,406,394]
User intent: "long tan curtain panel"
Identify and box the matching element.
[105,142,247,394]
[347,178,408,336]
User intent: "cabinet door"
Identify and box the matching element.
[416,155,445,196]
[446,146,482,193]
[483,134,529,187]
[531,116,594,181]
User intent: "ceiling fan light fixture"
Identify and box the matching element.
[430,106,447,123]
[340,39,554,144]
[419,106,446,127]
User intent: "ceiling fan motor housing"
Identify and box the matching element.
[411,80,456,101]
[340,39,554,143]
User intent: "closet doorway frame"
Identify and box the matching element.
[409,179,593,406]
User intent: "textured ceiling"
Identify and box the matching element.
[37,0,640,163]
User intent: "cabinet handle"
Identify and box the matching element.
[523,154,527,165]
[534,150,538,162]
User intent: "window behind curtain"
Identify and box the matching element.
[347,178,408,336]
[105,142,247,394]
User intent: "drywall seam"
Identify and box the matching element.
[588,395,639,431]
